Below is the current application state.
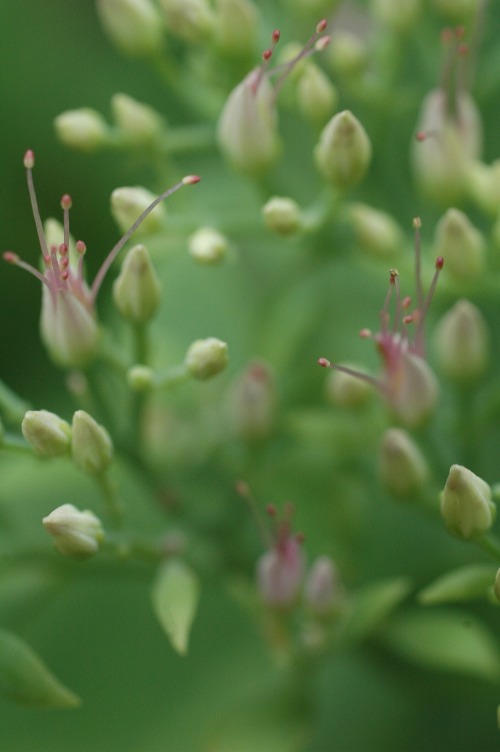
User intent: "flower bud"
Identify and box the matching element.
[328,31,368,78]
[71,410,113,476]
[262,196,302,236]
[111,93,164,146]
[22,410,72,457]
[325,364,373,409]
[390,351,439,428]
[304,556,342,615]
[158,0,214,43]
[214,0,260,57]
[185,338,229,380]
[188,227,228,265]
[54,109,109,152]
[433,209,485,282]
[371,0,420,33]
[40,287,100,368]
[127,365,155,391]
[467,160,500,216]
[315,110,372,190]
[112,244,161,324]
[96,0,164,57]
[110,186,166,235]
[297,63,337,125]
[349,203,403,258]
[378,428,429,499]
[434,300,490,383]
[226,361,275,441]
[43,504,104,560]
[257,536,305,607]
[440,464,495,540]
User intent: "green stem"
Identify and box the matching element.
[161,124,216,155]
[95,472,124,528]
[476,533,500,561]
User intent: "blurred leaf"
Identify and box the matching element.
[382,609,500,681]
[151,558,200,655]
[0,628,81,708]
[342,577,412,644]
[418,564,497,606]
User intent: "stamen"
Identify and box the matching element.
[24,150,50,261]
[3,250,52,291]
[269,19,329,98]
[317,358,384,392]
[61,194,72,251]
[76,240,86,284]
[413,217,424,310]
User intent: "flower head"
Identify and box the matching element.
[4,151,200,368]
[319,219,443,427]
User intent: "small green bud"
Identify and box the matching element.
[297,63,337,125]
[349,203,403,258]
[262,196,302,236]
[185,337,229,380]
[113,244,162,324]
[433,208,485,282]
[71,410,113,476]
[315,110,372,190]
[434,299,490,383]
[111,93,164,146]
[328,31,368,78]
[325,364,373,409]
[110,186,166,235]
[378,428,429,499]
[371,0,420,33]
[158,0,214,43]
[188,227,228,265]
[54,108,109,152]
[96,0,164,57]
[467,160,500,216]
[127,365,156,391]
[214,0,260,57]
[22,410,72,458]
[440,464,495,540]
[390,351,439,428]
[43,504,104,560]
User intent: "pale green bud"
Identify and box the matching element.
[127,365,155,391]
[71,410,113,476]
[22,410,72,458]
[96,0,164,57]
[40,286,100,368]
[111,93,164,146]
[262,196,302,236]
[440,465,495,540]
[467,160,500,216]
[390,351,439,428]
[349,203,403,258]
[434,300,490,383]
[328,32,368,78]
[297,63,337,125]
[379,428,429,499]
[371,0,420,33]
[433,208,485,282]
[325,365,373,409]
[185,337,229,380]
[214,0,259,57]
[315,110,372,190]
[188,227,228,265]
[112,244,161,324]
[54,108,109,152]
[43,504,104,560]
[158,0,214,43]
[111,186,166,235]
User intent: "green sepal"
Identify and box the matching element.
[0,628,81,708]
[342,577,412,644]
[418,564,497,606]
[151,558,200,655]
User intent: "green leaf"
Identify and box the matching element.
[382,609,500,681]
[151,558,200,655]
[418,564,497,606]
[0,628,81,708]
[342,577,412,644]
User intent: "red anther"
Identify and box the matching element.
[457,43,469,57]
[315,36,331,51]
[402,295,412,309]
[3,251,19,264]
[415,130,427,142]
[389,269,399,283]
[61,257,69,268]
[318,357,331,367]
[249,363,268,380]
[76,240,86,254]
[295,531,306,544]
[60,194,72,210]
[61,270,69,281]
[454,26,465,39]
[272,29,280,43]
[436,256,444,269]
[58,243,68,256]
[182,174,201,185]
[43,254,51,265]
[266,504,277,517]
[262,48,273,61]
[316,19,327,33]
[403,314,414,325]
[23,149,35,169]
[441,27,454,44]
[235,480,250,497]
[359,328,371,338]
[413,216,422,229]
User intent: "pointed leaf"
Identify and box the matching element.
[342,577,412,644]
[0,629,81,708]
[151,559,200,655]
[418,564,497,606]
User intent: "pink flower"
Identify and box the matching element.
[256,502,305,608]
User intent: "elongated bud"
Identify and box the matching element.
[54,109,109,152]
[390,350,439,428]
[349,203,403,258]
[188,227,228,265]
[111,93,164,146]
[379,428,429,499]
[158,0,214,43]
[371,0,420,33]
[96,0,164,57]
[22,410,72,457]
[262,196,302,236]
[226,361,275,441]
[111,186,166,235]
[71,410,113,476]
[434,299,490,383]
[467,160,500,216]
[433,209,485,282]
[185,337,229,380]
[315,110,372,190]
[328,31,368,78]
[325,364,373,408]
[214,0,260,57]
[440,465,495,540]
[257,536,305,607]
[43,504,104,560]
[297,63,337,125]
[40,287,100,368]
[304,556,342,615]
[112,244,161,323]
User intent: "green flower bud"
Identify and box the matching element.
[433,208,485,282]
[467,159,500,217]
[297,63,337,125]
[371,0,420,33]
[158,0,214,43]
[111,186,166,235]
[71,410,113,476]
[40,285,100,369]
[185,337,228,380]
[328,31,368,78]
[127,365,156,391]
[440,464,495,540]
[214,0,260,57]
[111,93,164,146]
[378,428,429,500]
[22,410,72,457]
[315,110,372,190]
[262,196,302,236]
[188,227,228,265]
[54,108,109,152]
[349,203,403,258]
[325,364,373,409]
[390,351,439,428]
[43,504,104,560]
[112,244,161,324]
[434,299,490,383]
[96,0,164,57]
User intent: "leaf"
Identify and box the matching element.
[382,609,500,681]
[151,558,200,655]
[342,577,412,644]
[418,564,497,606]
[0,628,81,708]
